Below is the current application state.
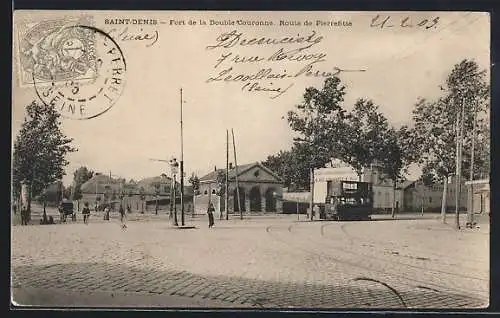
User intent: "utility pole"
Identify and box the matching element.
[458,96,466,229]
[455,95,466,230]
[232,129,242,220]
[454,96,460,227]
[225,129,229,220]
[467,100,477,228]
[173,173,178,226]
[180,88,185,226]
[310,167,315,221]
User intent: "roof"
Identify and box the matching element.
[199,162,282,183]
[80,174,121,194]
[81,173,187,196]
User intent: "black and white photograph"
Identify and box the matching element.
[11,10,490,309]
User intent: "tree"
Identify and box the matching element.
[12,101,77,221]
[188,174,200,195]
[215,170,226,196]
[286,77,349,215]
[287,77,349,166]
[343,99,391,180]
[71,166,95,210]
[188,173,200,215]
[412,59,489,223]
[378,125,418,218]
[262,150,293,189]
[263,142,332,191]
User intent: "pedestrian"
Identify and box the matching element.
[207,203,215,228]
[20,206,27,225]
[119,205,127,229]
[104,206,110,221]
[330,197,339,220]
[58,202,66,223]
[82,202,91,224]
[313,204,320,221]
[119,204,125,221]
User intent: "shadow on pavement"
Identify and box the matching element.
[12,262,487,309]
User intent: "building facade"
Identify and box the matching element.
[464,179,490,215]
[196,162,283,215]
[403,177,468,212]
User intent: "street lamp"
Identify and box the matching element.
[170,158,179,226]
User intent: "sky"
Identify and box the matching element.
[11,11,490,186]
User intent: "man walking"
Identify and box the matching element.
[82,202,91,224]
[119,204,127,229]
[207,203,215,228]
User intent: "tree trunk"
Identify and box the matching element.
[441,176,448,223]
[421,185,425,216]
[27,183,33,223]
[192,194,196,218]
[309,168,314,221]
[391,180,396,218]
[43,199,47,223]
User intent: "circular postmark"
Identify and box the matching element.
[31,24,126,120]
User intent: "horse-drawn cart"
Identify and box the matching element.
[58,199,76,223]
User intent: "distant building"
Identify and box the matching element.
[197,162,283,214]
[79,174,189,212]
[401,176,467,212]
[464,179,490,215]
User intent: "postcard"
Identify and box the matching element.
[11,10,490,309]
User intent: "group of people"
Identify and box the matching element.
[81,202,127,228]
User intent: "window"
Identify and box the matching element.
[212,189,216,194]
[204,190,208,195]
[378,191,381,196]
[429,197,432,203]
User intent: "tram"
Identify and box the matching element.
[323,180,373,221]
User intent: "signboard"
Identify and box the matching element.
[314,166,359,182]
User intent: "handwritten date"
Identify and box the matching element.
[371,15,440,29]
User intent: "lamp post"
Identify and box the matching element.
[170,158,179,226]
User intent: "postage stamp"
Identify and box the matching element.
[17,16,127,120]
[17,15,98,86]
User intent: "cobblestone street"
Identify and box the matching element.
[11,213,489,309]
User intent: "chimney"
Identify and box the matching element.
[229,163,233,170]
[214,166,217,171]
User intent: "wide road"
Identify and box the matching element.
[11,212,489,309]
